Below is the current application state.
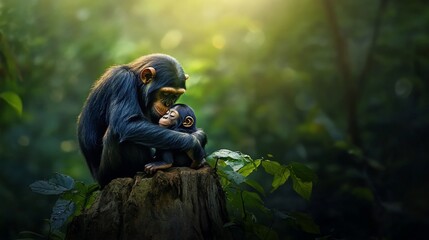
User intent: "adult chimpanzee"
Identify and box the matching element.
[144,103,207,174]
[77,54,206,187]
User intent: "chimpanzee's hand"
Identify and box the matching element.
[144,161,173,174]
[190,158,206,169]
[186,134,205,165]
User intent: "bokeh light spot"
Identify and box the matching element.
[395,78,413,98]
[18,135,30,146]
[61,140,77,152]
[160,30,183,50]
[244,25,265,48]
[76,8,90,21]
[212,34,226,49]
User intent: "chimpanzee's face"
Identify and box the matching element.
[158,105,195,130]
[158,108,180,128]
[139,64,189,123]
[149,87,185,122]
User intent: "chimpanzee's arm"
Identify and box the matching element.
[192,129,207,148]
[119,118,204,159]
[144,151,174,174]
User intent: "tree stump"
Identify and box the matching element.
[66,166,231,240]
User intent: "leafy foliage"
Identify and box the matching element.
[30,173,75,195]
[23,157,317,240]
[21,173,99,239]
[0,91,22,116]
[207,149,320,239]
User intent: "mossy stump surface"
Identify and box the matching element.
[66,166,230,240]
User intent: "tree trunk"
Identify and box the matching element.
[66,166,231,240]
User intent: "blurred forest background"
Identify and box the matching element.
[1,0,428,239]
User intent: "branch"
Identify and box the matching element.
[357,0,389,89]
[322,0,360,146]
[322,0,353,87]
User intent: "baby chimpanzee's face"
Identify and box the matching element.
[158,108,180,128]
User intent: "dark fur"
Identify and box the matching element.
[77,54,205,187]
[157,104,207,167]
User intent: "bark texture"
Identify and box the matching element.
[66,166,230,240]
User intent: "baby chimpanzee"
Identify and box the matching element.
[144,104,207,173]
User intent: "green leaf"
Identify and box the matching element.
[50,199,75,230]
[225,188,244,215]
[208,149,252,171]
[238,159,261,177]
[18,230,46,239]
[61,181,100,215]
[84,190,99,211]
[290,212,320,234]
[208,149,251,161]
[86,182,100,193]
[242,190,267,213]
[290,162,316,182]
[30,173,75,195]
[226,160,247,172]
[61,182,86,215]
[261,160,283,175]
[262,160,290,192]
[291,174,312,200]
[0,91,22,115]
[272,167,290,192]
[245,179,265,196]
[220,165,246,185]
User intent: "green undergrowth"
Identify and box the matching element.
[19,174,99,240]
[21,148,319,240]
[207,149,320,239]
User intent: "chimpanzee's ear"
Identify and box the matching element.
[185,74,190,80]
[140,67,156,84]
[183,116,194,128]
